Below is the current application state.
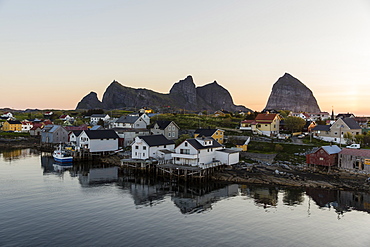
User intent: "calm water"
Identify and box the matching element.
[1,149,370,247]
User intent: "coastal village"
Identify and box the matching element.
[2,106,370,190]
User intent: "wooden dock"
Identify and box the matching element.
[121,158,225,180]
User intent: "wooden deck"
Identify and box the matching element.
[121,159,225,180]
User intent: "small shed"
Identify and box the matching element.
[306,145,341,167]
[338,148,370,172]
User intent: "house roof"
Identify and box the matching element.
[138,134,175,147]
[320,145,341,155]
[71,130,83,137]
[194,128,223,136]
[155,120,171,129]
[111,127,149,133]
[312,125,331,131]
[216,149,239,154]
[186,137,223,150]
[158,149,175,154]
[65,125,89,131]
[241,120,256,124]
[43,125,61,133]
[84,129,119,139]
[154,120,179,130]
[116,115,140,124]
[336,113,354,119]
[90,125,103,130]
[341,117,361,130]
[90,114,108,118]
[255,113,278,122]
[339,148,370,157]
[7,120,21,124]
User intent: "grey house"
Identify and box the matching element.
[41,125,69,144]
[151,121,180,140]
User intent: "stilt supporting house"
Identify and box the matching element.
[121,159,225,181]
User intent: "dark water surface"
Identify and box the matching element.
[1,149,370,247]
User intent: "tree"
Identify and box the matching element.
[343,132,353,145]
[97,119,105,127]
[278,110,290,118]
[354,134,364,145]
[284,116,306,133]
[175,134,190,146]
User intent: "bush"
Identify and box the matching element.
[275,144,284,152]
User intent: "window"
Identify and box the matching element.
[143,153,145,157]
[185,142,188,147]
[164,145,166,148]
[143,146,146,150]
[180,149,190,154]
[172,126,175,131]
[168,133,171,137]
[135,146,138,149]
[172,132,175,137]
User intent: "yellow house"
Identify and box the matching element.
[194,128,225,144]
[235,137,250,151]
[2,120,22,132]
[254,113,281,136]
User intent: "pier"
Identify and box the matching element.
[121,158,226,180]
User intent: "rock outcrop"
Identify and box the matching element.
[264,73,321,113]
[75,92,103,109]
[76,76,251,112]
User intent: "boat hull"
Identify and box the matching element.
[53,157,73,163]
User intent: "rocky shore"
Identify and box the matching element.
[212,163,370,192]
[0,137,40,150]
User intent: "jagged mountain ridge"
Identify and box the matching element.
[264,73,321,113]
[76,75,251,112]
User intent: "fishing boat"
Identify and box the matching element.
[53,145,73,163]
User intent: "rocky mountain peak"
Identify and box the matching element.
[264,73,321,113]
[76,75,251,112]
[75,91,103,109]
[169,75,197,106]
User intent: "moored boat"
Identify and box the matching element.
[53,145,73,163]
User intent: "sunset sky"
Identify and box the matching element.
[1,1,370,115]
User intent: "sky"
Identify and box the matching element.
[1,0,370,115]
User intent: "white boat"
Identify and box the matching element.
[53,145,73,163]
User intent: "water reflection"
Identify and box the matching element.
[306,188,370,218]
[240,185,279,208]
[78,166,118,186]
[38,156,370,216]
[1,148,39,161]
[117,173,239,213]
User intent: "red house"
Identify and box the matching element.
[306,145,341,167]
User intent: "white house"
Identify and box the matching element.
[78,129,119,153]
[90,114,110,125]
[172,136,239,169]
[289,112,312,121]
[131,134,175,160]
[1,112,13,118]
[69,130,84,146]
[113,114,149,129]
[21,121,33,132]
